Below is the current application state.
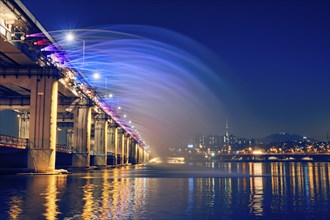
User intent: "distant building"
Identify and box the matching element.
[224,118,229,146]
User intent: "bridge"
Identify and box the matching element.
[185,153,330,162]
[0,0,149,173]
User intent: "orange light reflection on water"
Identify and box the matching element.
[8,196,22,220]
[249,163,264,217]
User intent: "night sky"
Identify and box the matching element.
[14,0,330,152]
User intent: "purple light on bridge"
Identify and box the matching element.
[41,44,59,52]
[26,33,45,38]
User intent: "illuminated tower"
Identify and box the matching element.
[225,119,229,138]
[224,118,229,146]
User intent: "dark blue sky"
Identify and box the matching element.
[22,0,330,141]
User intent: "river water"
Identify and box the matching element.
[0,162,329,219]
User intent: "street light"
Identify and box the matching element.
[66,33,74,41]
[66,32,85,69]
[93,72,100,80]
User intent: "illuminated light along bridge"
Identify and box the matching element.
[0,0,149,173]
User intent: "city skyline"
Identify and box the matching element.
[15,0,330,154]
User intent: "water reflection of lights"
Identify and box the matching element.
[43,175,63,220]
[149,157,185,164]
[8,196,23,219]
[101,171,110,219]
[249,163,264,216]
[107,168,147,219]
[320,163,330,199]
[186,178,194,214]
[268,162,330,215]
[81,178,96,219]
[4,162,329,219]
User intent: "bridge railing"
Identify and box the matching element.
[56,144,72,154]
[0,134,28,149]
[0,134,72,153]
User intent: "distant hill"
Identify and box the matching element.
[263,132,305,144]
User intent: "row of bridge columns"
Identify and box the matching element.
[18,108,149,172]
[69,108,148,169]
[1,75,149,173]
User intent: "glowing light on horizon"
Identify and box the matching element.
[252,150,263,155]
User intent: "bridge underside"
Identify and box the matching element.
[0,0,149,173]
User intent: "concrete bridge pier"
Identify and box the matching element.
[107,125,117,165]
[125,135,130,165]
[117,129,123,165]
[140,146,144,163]
[129,139,135,164]
[136,145,140,164]
[66,129,73,150]
[113,127,119,165]
[92,114,108,167]
[72,105,92,168]
[136,143,139,164]
[141,148,145,163]
[146,151,150,162]
[27,76,58,173]
[120,131,126,165]
[18,111,30,139]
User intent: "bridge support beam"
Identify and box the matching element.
[93,114,108,167]
[72,106,92,168]
[28,76,58,172]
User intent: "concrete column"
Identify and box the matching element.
[66,128,73,149]
[146,151,149,162]
[121,132,125,165]
[141,148,145,163]
[135,143,139,164]
[126,136,130,165]
[114,127,118,165]
[72,106,92,168]
[129,139,135,164]
[107,126,117,165]
[18,111,30,139]
[28,76,58,172]
[116,128,122,165]
[138,146,142,164]
[93,114,108,167]
[136,144,140,164]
